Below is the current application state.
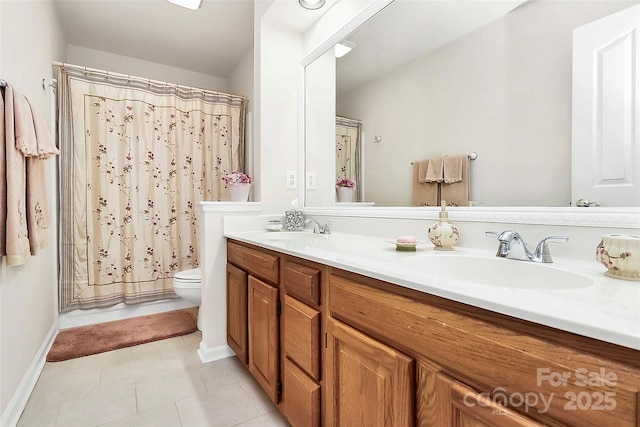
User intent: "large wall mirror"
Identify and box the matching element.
[302,0,640,210]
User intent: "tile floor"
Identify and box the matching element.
[17,331,290,427]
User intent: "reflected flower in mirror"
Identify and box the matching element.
[336,178,356,188]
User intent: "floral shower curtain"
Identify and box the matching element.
[58,66,247,312]
[336,116,362,202]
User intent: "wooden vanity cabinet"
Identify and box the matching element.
[434,372,546,427]
[227,241,280,403]
[282,258,323,427]
[227,239,640,426]
[328,268,640,427]
[248,275,280,402]
[325,317,414,426]
[226,263,248,364]
[226,240,324,425]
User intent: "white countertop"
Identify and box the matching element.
[224,230,640,351]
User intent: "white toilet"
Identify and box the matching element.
[173,268,202,330]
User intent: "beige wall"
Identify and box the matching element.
[0,1,65,424]
[67,45,229,90]
[337,1,638,207]
[257,17,304,214]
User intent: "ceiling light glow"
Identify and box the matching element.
[168,0,202,10]
[335,41,356,58]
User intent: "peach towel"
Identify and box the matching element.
[443,154,463,184]
[12,87,39,157]
[424,156,444,183]
[411,162,438,206]
[11,85,59,159]
[27,97,59,159]
[417,160,430,183]
[441,155,470,207]
[2,84,31,265]
[1,84,55,265]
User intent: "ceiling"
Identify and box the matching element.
[336,0,526,94]
[54,0,256,78]
[53,0,526,88]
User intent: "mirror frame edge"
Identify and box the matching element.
[297,0,640,228]
[300,206,640,228]
[298,0,394,207]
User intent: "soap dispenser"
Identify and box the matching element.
[428,201,459,250]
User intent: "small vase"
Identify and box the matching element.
[229,183,251,202]
[336,187,354,203]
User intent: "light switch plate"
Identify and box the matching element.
[306,172,316,189]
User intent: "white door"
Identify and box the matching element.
[572,4,640,207]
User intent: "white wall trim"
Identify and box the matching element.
[0,323,57,427]
[302,206,640,228]
[197,342,235,363]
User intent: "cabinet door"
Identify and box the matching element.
[283,357,320,427]
[248,275,280,403]
[284,295,321,380]
[436,373,544,427]
[326,318,414,427]
[226,263,248,364]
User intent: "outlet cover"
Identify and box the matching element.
[286,170,297,189]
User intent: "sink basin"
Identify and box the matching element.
[259,231,326,242]
[399,255,593,290]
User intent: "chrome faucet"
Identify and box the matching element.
[305,218,332,235]
[485,230,568,263]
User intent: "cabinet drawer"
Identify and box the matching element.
[228,240,279,284]
[283,260,321,306]
[284,295,321,380]
[283,357,320,427]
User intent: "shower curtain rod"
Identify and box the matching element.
[52,61,249,101]
[336,116,362,124]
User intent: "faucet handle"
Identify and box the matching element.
[541,236,569,244]
[485,231,501,238]
[322,221,332,234]
[535,236,569,263]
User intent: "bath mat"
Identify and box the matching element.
[46,309,198,362]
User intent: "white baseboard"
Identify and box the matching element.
[1,323,58,427]
[197,342,235,363]
[59,299,197,329]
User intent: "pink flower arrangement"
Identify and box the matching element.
[223,171,252,185]
[336,178,356,188]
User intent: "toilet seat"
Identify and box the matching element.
[173,268,201,287]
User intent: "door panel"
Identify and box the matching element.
[572,4,640,206]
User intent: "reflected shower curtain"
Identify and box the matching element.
[58,67,246,312]
[336,116,362,202]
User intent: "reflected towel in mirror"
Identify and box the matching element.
[441,155,470,206]
[412,162,438,206]
[424,156,444,182]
